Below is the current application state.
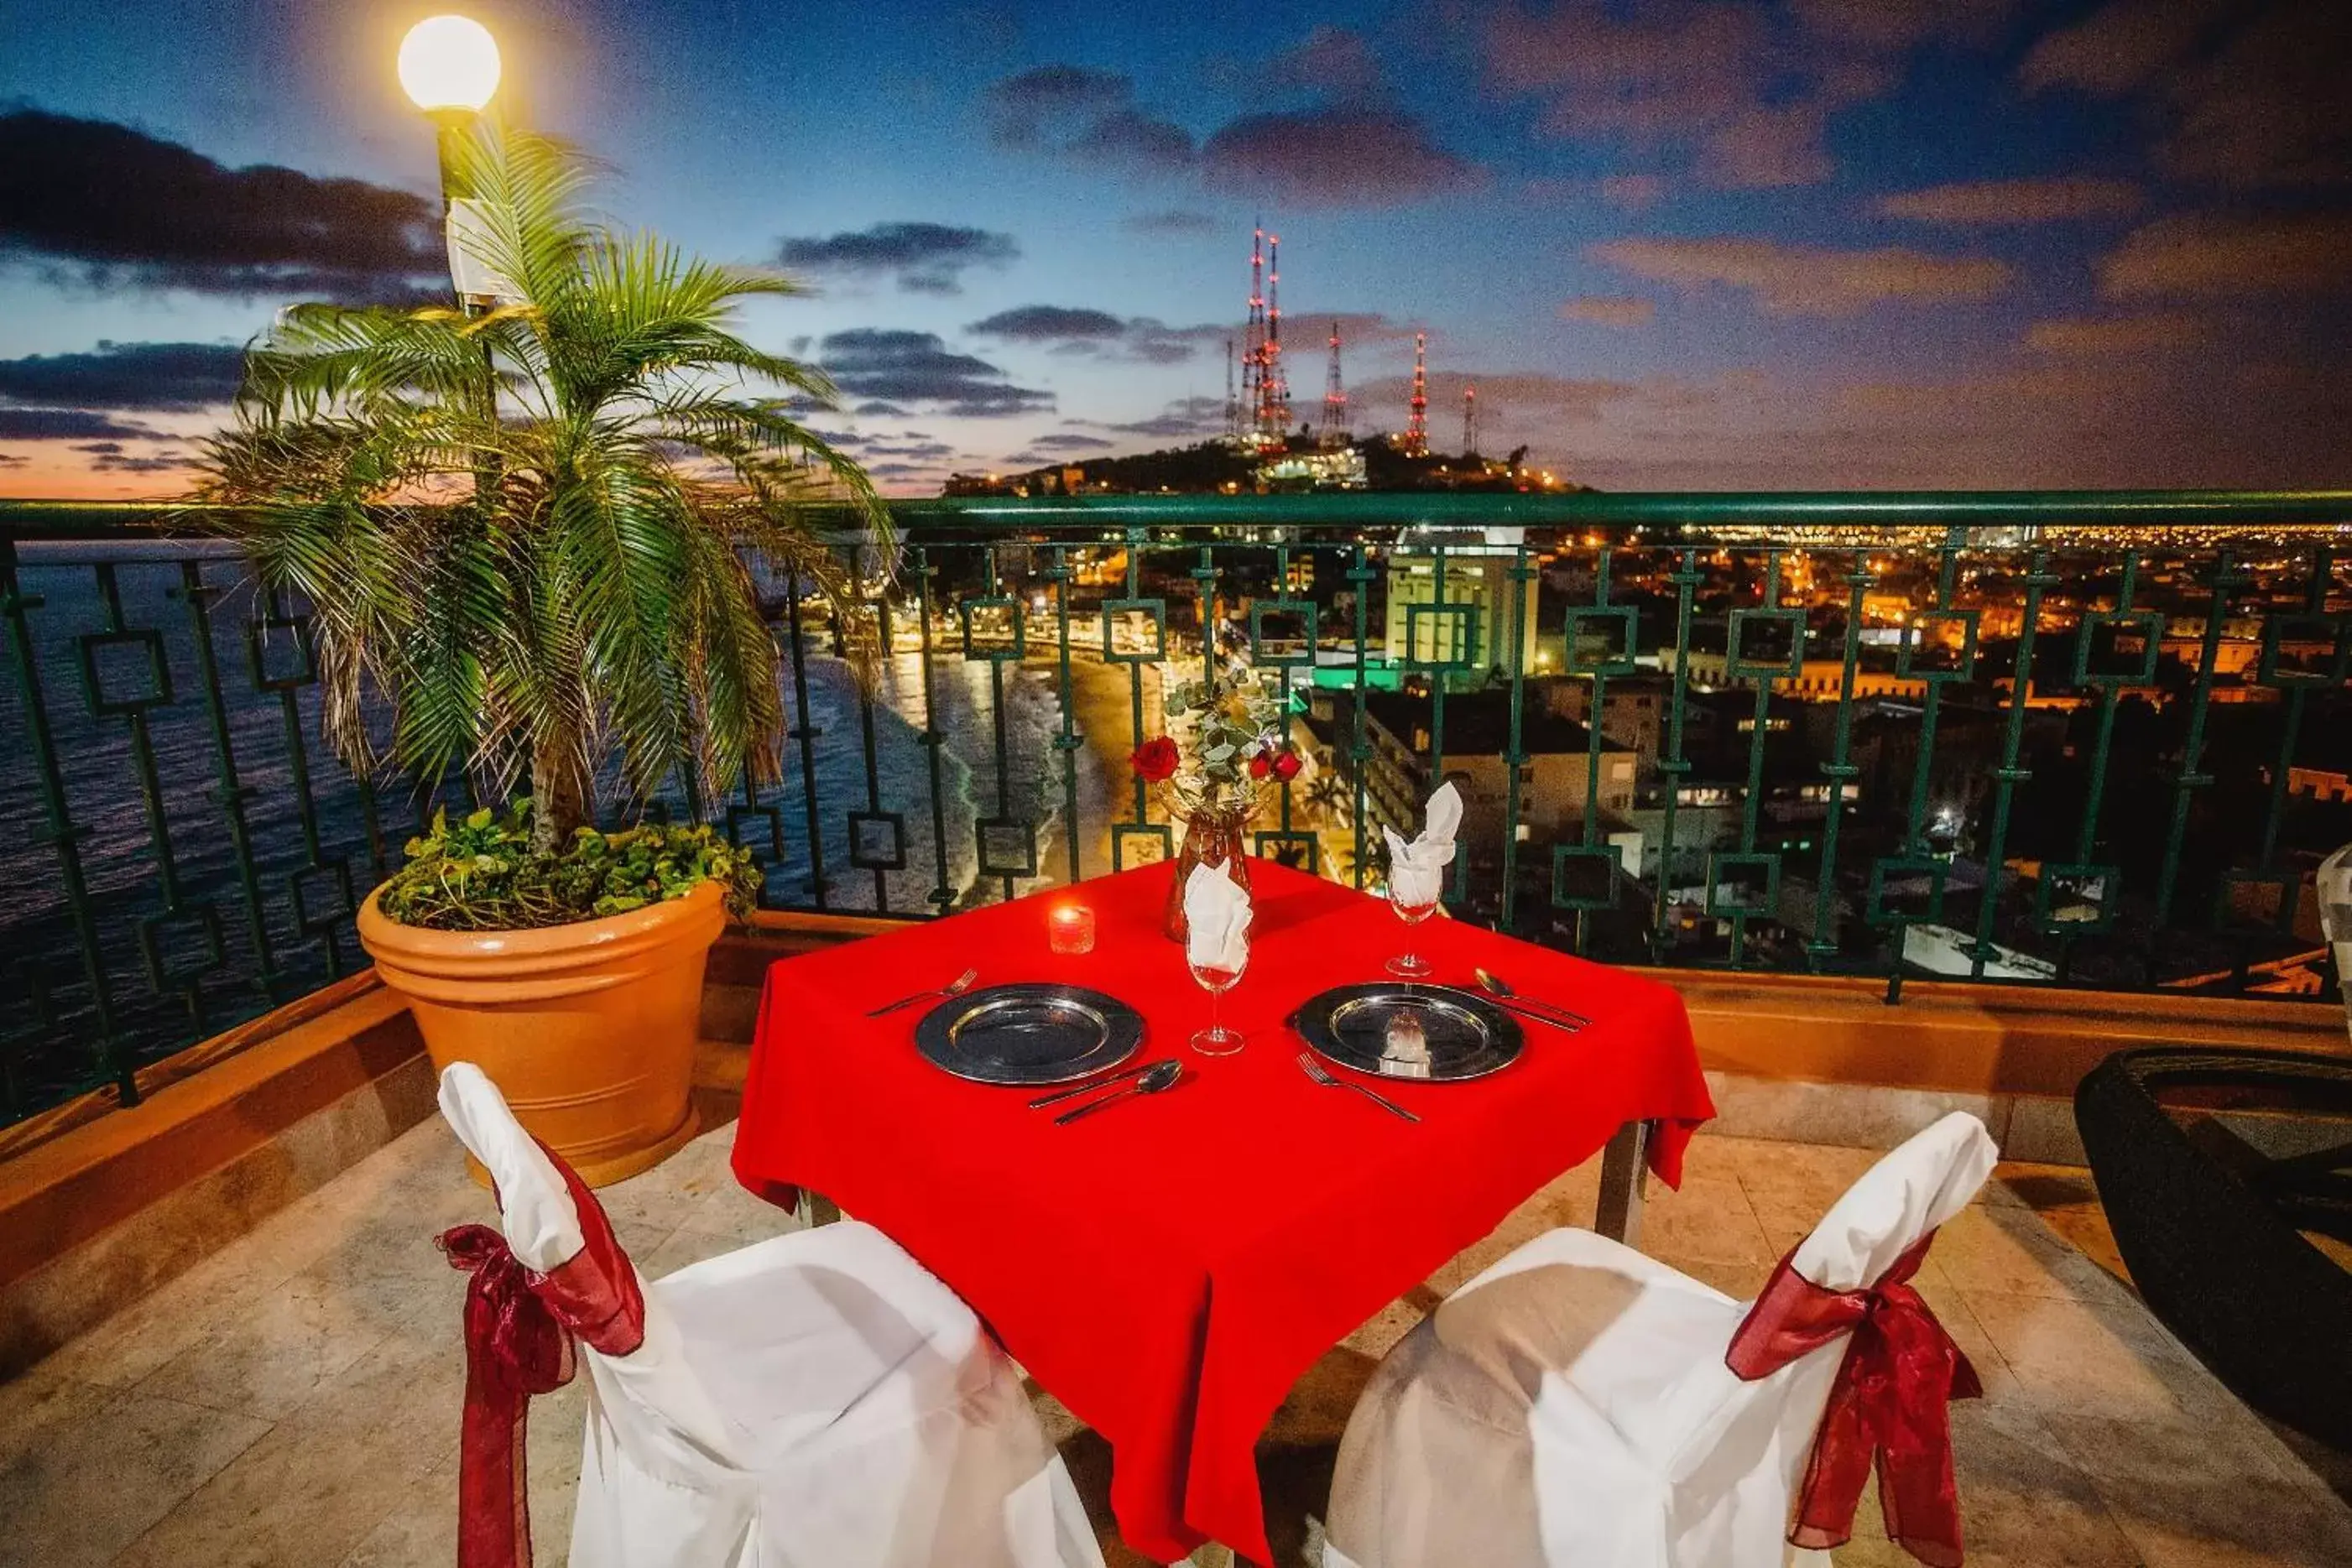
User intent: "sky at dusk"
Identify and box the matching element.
[1,0,2348,498]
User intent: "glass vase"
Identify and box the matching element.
[1162,780,1259,944]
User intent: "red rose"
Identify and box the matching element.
[1249,751,1272,779]
[1131,736,1180,782]
[1272,750,1301,782]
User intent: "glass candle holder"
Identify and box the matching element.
[1048,903,1096,956]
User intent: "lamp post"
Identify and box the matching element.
[398,14,502,307]
[399,15,506,527]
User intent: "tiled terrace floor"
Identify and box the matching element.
[5,1115,2351,1568]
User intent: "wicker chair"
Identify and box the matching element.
[2074,1046,2352,1448]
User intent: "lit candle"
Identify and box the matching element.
[1049,903,1096,956]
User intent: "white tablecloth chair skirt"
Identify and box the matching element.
[1324,1112,1997,1568]
[437,1062,1105,1568]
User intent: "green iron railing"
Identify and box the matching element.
[3,492,2349,1125]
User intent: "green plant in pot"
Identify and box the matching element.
[198,121,884,1184]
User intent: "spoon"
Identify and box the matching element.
[1473,968,1591,1029]
[866,966,979,1018]
[1054,1060,1183,1123]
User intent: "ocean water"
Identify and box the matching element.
[0,549,1100,1112]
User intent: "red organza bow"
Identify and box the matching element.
[1724,1231,1979,1567]
[438,1142,645,1568]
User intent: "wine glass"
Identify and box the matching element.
[1188,947,1247,1055]
[1385,876,1439,979]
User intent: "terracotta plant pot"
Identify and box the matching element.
[357,881,727,1187]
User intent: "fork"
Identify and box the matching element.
[865,966,978,1018]
[1296,1052,1421,1123]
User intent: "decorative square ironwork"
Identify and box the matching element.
[1866,856,1948,926]
[1727,608,1806,680]
[957,596,1025,663]
[975,816,1038,879]
[289,859,357,935]
[724,802,785,862]
[1402,602,1480,670]
[1099,596,1167,664]
[1704,851,1781,919]
[847,810,907,871]
[246,610,318,691]
[1551,844,1622,911]
[1111,820,1172,872]
[2257,612,2349,689]
[1251,828,1319,873]
[2034,862,2120,935]
[138,903,226,1004]
[1898,610,1979,683]
[1562,607,1639,677]
[2213,867,2299,933]
[2073,612,2164,685]
[1247,597,1321,669]
[76,628,173,716]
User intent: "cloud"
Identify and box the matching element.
[1789,0,2018,53]
[966,305,1226,365]
[2099,211,2352,295]
[1201,108,1485,207]
[984,66,1195,173]
[816,329,1053,417]
[1485,3,1843,188]
[983,65,1480,207]
[0,452,25,467]
[1560,296,1656,327]
[985,65,1134,143]
[2018,0,2226,96]
[1266,25,1384,98]
[0,408,166,440]
[1487,1,2014,190]
[1122,209,1219,236]
[775,221,1020,295]
[2023,313,2214,354]
[1066,108,1196,172]
[2021,0,2351,186]
[84,447,196,474]
[1880,177,2143,224]
[850,400,911,417]
[1600,175,1667,210]
[0,340,244,411]
[1588,237,2012,316]
[1025,434,1116,452]
[0,109,440,299]
[967,305,1130,341]
[1081,394,1229,439]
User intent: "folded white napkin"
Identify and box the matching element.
[1183,859,1253,973]
[1383,781,1463,909]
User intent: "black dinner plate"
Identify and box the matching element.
[914,982,1145,1086]
[1294,982,1525,1081]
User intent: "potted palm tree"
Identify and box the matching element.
[200,123,884,1183]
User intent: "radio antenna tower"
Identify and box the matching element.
[1403,331,1428,456]
[1462,383,1478,457]
[1239,226,1266,448]
[1258,234,1290,444]
[1322,320,1348,448]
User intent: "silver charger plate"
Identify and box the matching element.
[914,982,1145,1086]
[1294,983,1525,1081]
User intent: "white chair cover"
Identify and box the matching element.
[435,1063,1105,1568]
[1324,1112,1998,1568]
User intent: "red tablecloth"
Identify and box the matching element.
[731,861,1712,1565]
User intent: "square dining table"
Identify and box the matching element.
[730,859,1713,1565]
